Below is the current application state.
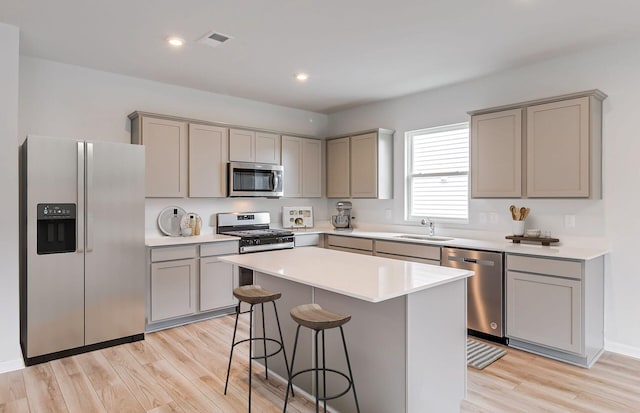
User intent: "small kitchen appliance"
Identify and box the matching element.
[331,201,353,230]
[227,162,283,197]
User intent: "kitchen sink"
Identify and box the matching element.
[393,235,454,242]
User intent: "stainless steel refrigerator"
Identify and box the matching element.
[20,135,145,365]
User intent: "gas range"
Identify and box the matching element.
[217,212,294,254]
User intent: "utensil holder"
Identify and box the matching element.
[512,220,525,236]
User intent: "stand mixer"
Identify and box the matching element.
[331,201,353,230]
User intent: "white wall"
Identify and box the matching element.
[328,35,640,356]
[0,23,23,373]
[18,57,332,235]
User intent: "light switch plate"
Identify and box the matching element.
[564,214,576,228]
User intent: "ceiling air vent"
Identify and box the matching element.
[198,31,233,48]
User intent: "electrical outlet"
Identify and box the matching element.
[385,209,392,220]
[479,213,487,224]
[489,212,499,224]
[564,214,576,228]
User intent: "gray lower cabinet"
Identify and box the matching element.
[505,254,604,367]
[294,233,324,247]
[150,257,197,322]
[199,242,239,312]
[148,240,238,330]
[374,240,440,265]
[325,235,373,255]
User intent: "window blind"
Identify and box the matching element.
[407,123,469,221]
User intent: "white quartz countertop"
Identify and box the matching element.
[146,228,607,260]
[146,233,239,247]
[322,230,608,261]
[218,247,473,303]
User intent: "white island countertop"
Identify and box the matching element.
[218,247,473,303]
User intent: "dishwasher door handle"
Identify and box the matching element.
[446,256,495,267]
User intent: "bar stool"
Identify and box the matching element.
[224,285,293,412]
[283,303,360,413]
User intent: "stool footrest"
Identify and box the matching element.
[230,337,285,360]
[288,367,354,402]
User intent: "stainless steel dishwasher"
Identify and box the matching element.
[441,247,506,343]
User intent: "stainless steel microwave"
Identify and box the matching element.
[227,162,284,197]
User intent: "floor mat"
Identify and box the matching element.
[467,338,507,369]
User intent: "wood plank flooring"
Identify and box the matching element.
[2,314,639,412]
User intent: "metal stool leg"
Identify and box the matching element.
[314,329,320,413]
[283,325,302,413]
[273,301,294,397]
[224,302,241,395]
[261,302,269,380]
[340,326,360,413]
[248,304,255,412]
[322,329,327,412]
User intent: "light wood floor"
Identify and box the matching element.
[1,315,639,412]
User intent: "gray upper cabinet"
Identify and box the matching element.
[189,124,228,198]
[229,129,281,164]
[130,111,317,199]
[326,129,394,199]
[526,96,601,198]
[469,90,606,199]
[281,135,322,198]
[471,109,522,198]
[131,114,188,198]
[326,137,350,198]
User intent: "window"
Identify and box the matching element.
[405,122,469,222]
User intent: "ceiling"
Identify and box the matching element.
[3,0,640,113]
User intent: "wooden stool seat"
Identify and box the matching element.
[290,303,351,331]
[233,285,282,304]
[284,303,360,412]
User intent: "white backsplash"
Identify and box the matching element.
[145,198,330,237]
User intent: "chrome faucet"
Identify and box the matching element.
[421,218,434,237]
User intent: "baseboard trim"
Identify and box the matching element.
[605,340,640,360]
[0,357,25,374]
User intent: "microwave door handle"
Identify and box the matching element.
[272,170,279,191]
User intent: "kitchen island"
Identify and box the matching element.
[219,247,473,413]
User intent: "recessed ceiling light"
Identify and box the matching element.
[167,37,184,47]
[295,73,309,82]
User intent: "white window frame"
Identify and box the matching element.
[405,122,470,223]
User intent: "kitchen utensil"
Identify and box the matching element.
[509,205,517,220]
[158,206,187,236]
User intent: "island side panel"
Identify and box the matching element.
[254,272,314,392]
[314,288,407,413]
[407,278,467,412]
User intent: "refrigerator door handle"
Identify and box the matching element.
[86,142,94,253]
[77,142,85,253]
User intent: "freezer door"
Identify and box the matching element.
[25,136,85,357]
[84,141,145,345]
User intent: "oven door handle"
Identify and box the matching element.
[271,170,279,191]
